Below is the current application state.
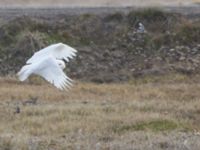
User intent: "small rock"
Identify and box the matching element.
[179,56,186,61]
[169,48,175,52]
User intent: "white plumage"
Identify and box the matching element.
[137,22,146,33]
[17,43,77,90]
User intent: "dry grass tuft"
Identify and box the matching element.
[0,76,200,149]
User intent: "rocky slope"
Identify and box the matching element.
[0,8,200,82]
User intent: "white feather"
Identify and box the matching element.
[18,57,72,90]
[17,43,77,90]
[27,43,77,64]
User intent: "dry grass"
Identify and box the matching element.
[0,75,200,149]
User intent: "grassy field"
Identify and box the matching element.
[0,75,200,149]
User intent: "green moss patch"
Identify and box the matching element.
[112,119,187,134]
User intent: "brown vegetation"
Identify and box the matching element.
[0,8,200,83]
[0,75,200,149]
[0,7,200,149]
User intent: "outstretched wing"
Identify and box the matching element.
[18,57,73,90]
[34,57,73,90]
[26,43,77,64]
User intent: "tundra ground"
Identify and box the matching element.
[0,75,200,150]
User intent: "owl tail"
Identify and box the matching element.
[17,65,32,81]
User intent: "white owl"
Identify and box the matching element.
[17,43,77,90]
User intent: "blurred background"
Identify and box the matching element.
[0,0,199,7]
[0,0,200,82]
[0,1,200,150]
[0,0,200,7]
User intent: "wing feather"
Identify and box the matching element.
[18,42,76,90]
[36,57,72,90]
[27,43,77,64]
[30,57,73,90]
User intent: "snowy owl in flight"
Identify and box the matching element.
[17,43,77,90]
